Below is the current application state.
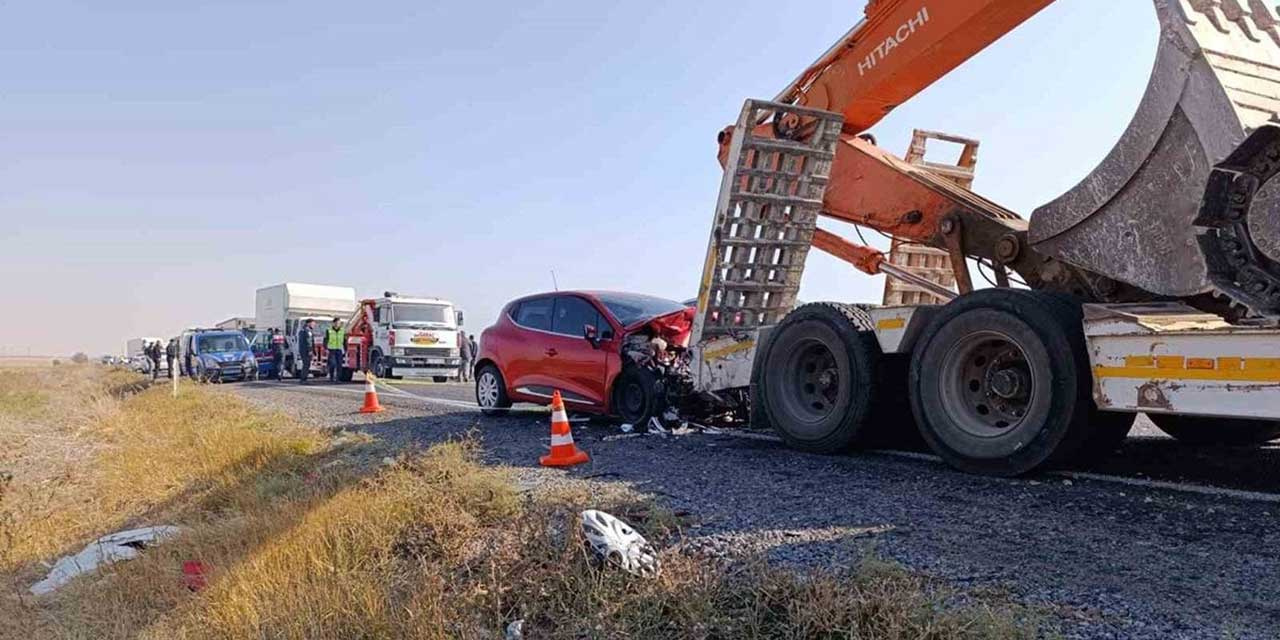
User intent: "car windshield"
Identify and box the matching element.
[595,292,686,326]
[392,303,453,325]
[196,334,250,354]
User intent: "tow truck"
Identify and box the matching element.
[340,292,465,382]
[679,0,1280,476]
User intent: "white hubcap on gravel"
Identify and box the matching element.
[477,372,499,408]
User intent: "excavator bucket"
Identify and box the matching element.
[1029,0,1280,316]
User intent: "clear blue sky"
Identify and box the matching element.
[1,0,1157,356]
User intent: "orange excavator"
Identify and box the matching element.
[688,0,1280,475]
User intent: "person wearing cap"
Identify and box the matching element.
[325,317,346,383]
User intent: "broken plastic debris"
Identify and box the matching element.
[647,417,668,435]
[505,619,524,640]
[619,423,634,433]
[662,408,680,422]
[580,509,660,577]
[30,526,184,595]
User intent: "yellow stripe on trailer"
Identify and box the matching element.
[1095,355,1280,383]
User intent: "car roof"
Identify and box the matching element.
[510,290,679,304]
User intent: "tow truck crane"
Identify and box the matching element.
[688,0,1280,475]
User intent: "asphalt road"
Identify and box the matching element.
[232,377,1280,639]
[376,376,1280,497]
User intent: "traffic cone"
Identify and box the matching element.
[359,371,385,413]
[540,390,589,467]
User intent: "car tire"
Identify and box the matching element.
[613,365,661,428]
[910,289,1094,477]
[755,302,887,454]
[1148,414,1280,446]
[476,364,512,416]
[433,376,449,383]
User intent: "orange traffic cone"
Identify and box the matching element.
[540,391,589,467]
[359,371,385,413]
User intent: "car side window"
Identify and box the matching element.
[551,296,601,337]
[513,297,553,331]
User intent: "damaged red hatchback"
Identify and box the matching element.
[474,291,694,424]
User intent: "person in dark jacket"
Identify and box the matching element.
[297,320,316,384]
[148,341,162,380]
[270,328,285,380]
[459,332,473,382]
[165,339,177,377]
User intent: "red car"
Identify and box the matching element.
[474,291,694,423]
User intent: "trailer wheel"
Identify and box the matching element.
[1148,414,1280,446]
[910,289,1093,476]
[757,303,882,454]
[476,364,511,415]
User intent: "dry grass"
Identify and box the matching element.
[0,366,1043,639]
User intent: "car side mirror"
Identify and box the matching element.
[583,324,599,348]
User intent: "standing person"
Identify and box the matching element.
[270,328,285,380]
[325,317,345,383]
[458,331,473,383]
[148,341,162,380]
[165,339,177,378]
[469,334,478,359]
[297,320,316,384]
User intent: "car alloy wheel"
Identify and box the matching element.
[477,371,500,408]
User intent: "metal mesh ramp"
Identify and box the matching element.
[882,129,980,306]
[691,100,843,344]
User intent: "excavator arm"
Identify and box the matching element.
[710,0,1280,319]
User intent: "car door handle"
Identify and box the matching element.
[545,348,558,357]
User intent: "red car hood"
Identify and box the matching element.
[624,307,695,348]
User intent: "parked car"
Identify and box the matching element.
[473,291,694,424]
[186,330,258,383]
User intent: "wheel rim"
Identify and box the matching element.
[477,371,499,408]
[939,330,1037,438]
[373,356,384,378]
[778,339,841,423]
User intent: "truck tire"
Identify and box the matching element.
[909,289,1094,476]
[433,376,449,383]
[370,351,391,379]
[613,365,661,427]
[1148,414,1280,446]
[755,302,885,454]
[476,364,512,415]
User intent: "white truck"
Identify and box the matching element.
[126,337,164,373]
[341,293,465,382]
[254,283,357,378]
[126,337,163,360]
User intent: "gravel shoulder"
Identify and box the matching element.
[231,380,1280,639]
